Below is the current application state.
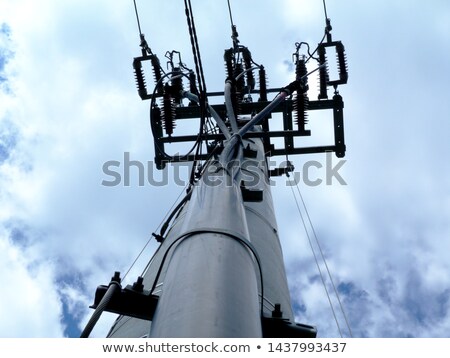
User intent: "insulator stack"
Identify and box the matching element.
[133,58,147,99]
[188,71,197,106]
[171,67,183,106]
[234,63,245,93]
[336,42,348,85]
[161,85,175,136]
[294,92,309,132]
[258,66,268,102]
[295,57,308,92]
[224,49,234,81]
[317,45,329,100]
[318,40,348,88]
[151,55,164,94]
[151,104,163,140]
[242,47,255,91]
[294,57,309,132]
[233,63,245,115]
[230,83,241,118]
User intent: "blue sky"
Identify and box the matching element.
[1,0,450,338]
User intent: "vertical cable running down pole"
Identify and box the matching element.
[294,181,353,337]
[288,182,343,337]
[122,184,191,283]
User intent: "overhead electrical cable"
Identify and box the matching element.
[121,184,191,283]
[183,0,207,96]
[132,0,143,37]
[322,0,329,22]
[288,181,344,338]
[227,0,235,28]
[298,4,354,337]
[183,0,213,186]
[140,184,192,276]
[294,180,353,337]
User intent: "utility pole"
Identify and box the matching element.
[82,3,348,339]
[147,127,297,337]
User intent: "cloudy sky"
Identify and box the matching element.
[1,0,450,338]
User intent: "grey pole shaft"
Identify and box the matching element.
[147,130,295,337]
[149,166,262,337]
[149,232,262,337]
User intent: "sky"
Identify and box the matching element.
[1,0,450,338]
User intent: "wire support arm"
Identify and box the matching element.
[182,91,231,139]
[238,83,295,137]
[225,80,239,134]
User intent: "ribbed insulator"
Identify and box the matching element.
[317,45,329,99]
[242,47,255,91]
[294,92,309,132]
[224,48,234,80]
[296,58,307,81]
[151,104,163,139]
[233,90,243,116]
[161,90,176,136]
[133,58,147,99]
[258,66,268,102]
[336,42,348,84]
[234,63,245,94]
[188,71,198,106]
[295,58,309,98]
[151,55,163,94]
[233,63,244,115]
[171,67,183,106]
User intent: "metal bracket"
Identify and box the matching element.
[91,277,159,321]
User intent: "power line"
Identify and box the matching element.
[227,0,235,28]
[294,181,353,337]
[183,0,207,95]
[132,0,143,37]
[122,184,189,282]
[289,182,344,337]
[322,0,329,21]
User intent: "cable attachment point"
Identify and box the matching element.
[269,161,295,177]
[90,272,159,322]
[139,34,152,56]
[132,276,144,292]
[325,18,333,42]
[111,271,122,285]
[152,232,164,243]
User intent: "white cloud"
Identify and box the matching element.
[0,230,64,337]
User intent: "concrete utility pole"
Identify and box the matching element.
[105,105,311,338]
[84,3,347,339]
[148,128,294,337]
